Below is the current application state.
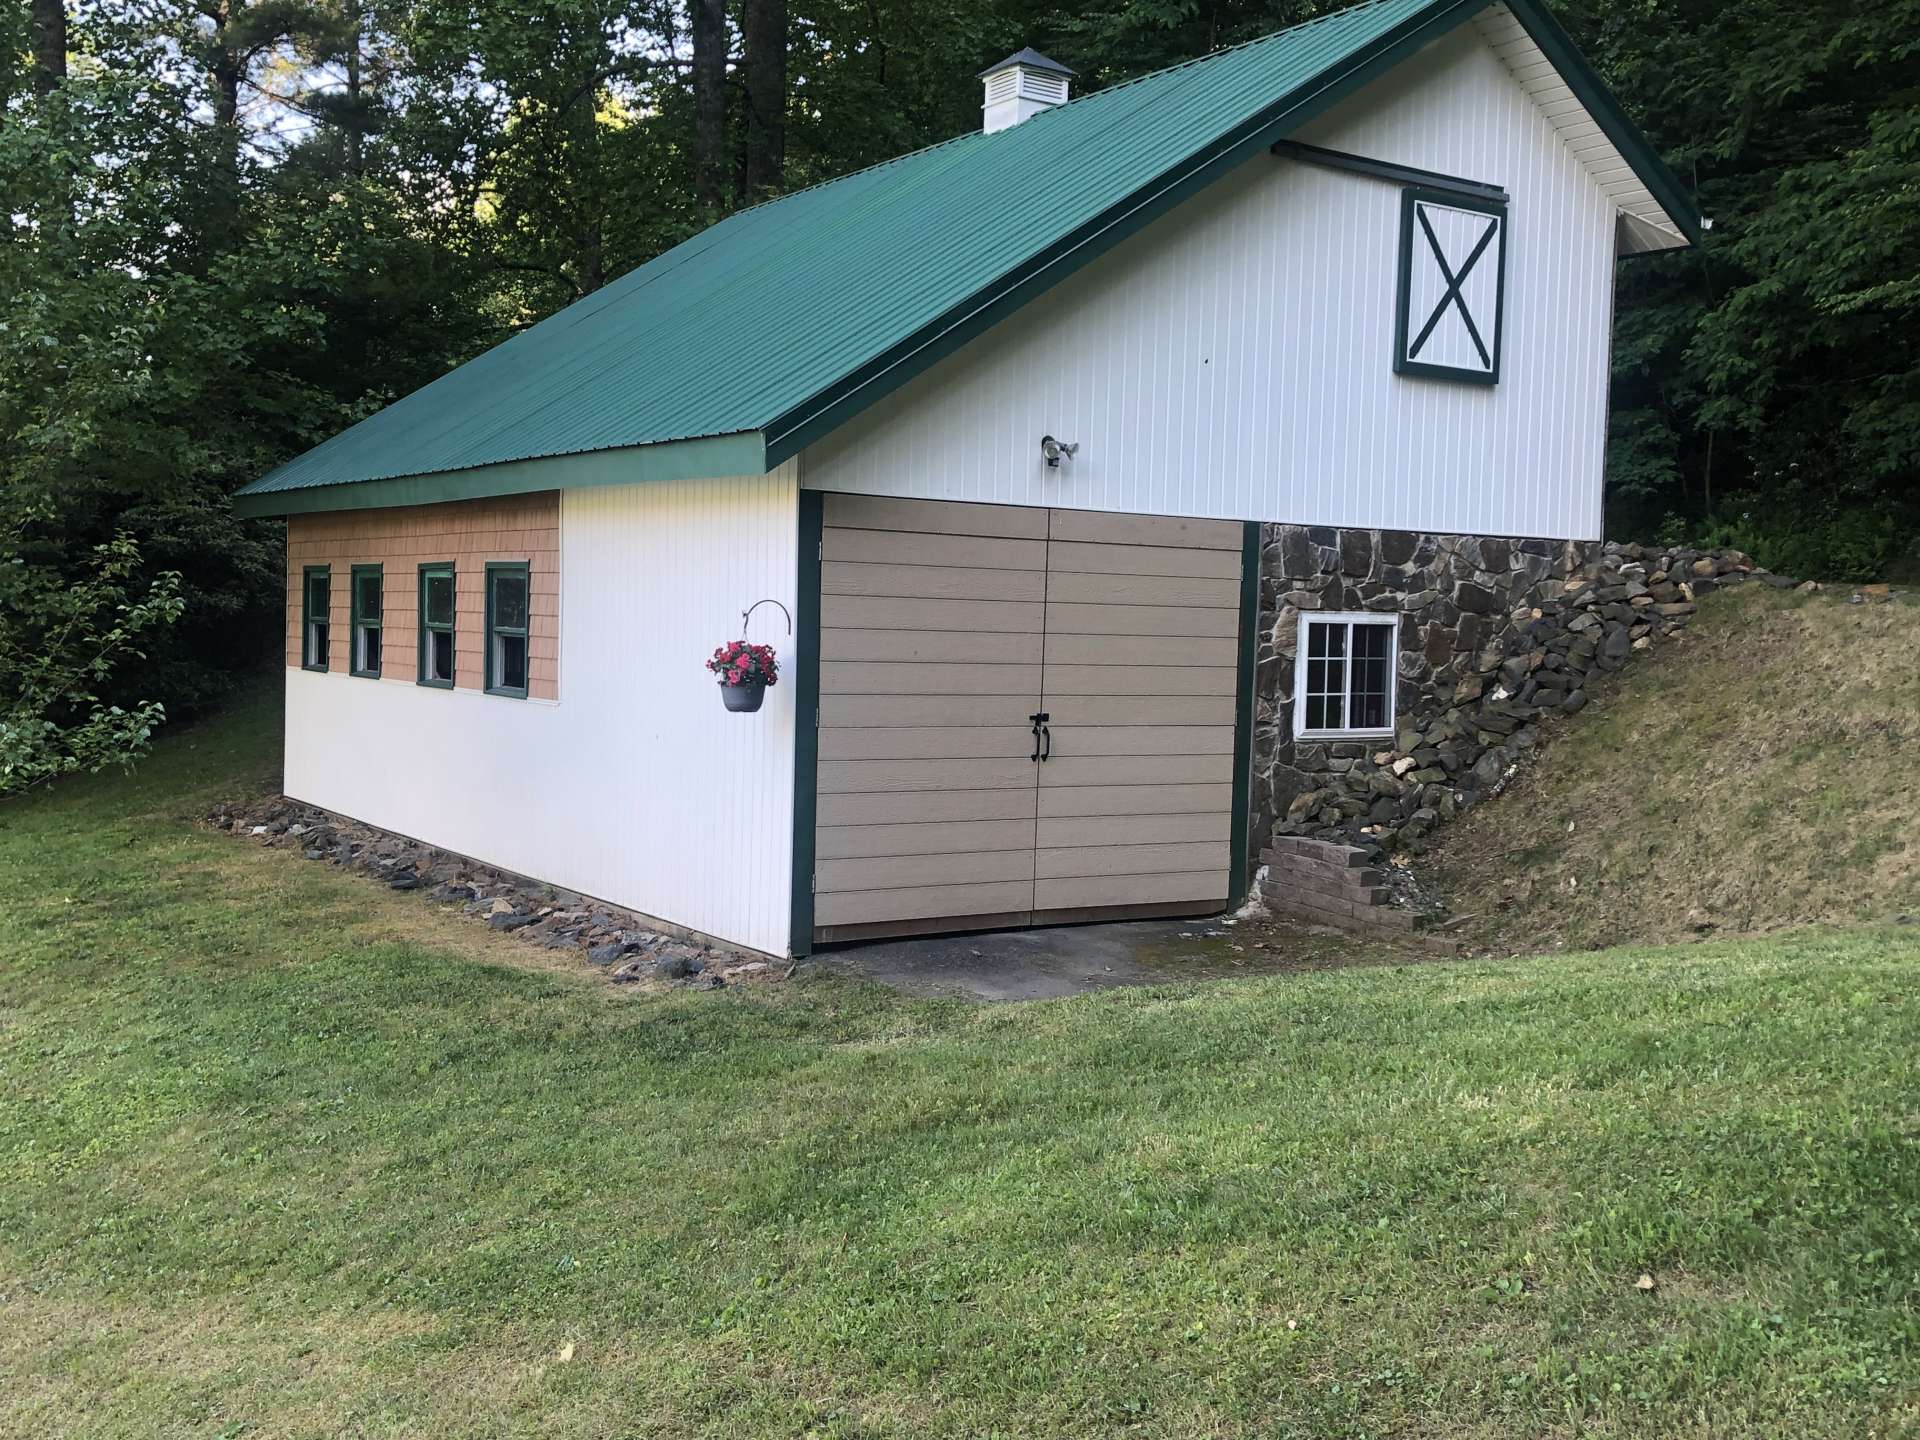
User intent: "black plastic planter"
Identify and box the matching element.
[721,681,766,713]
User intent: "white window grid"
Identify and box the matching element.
[1292,611,1399,739]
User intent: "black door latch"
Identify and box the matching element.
[1029,712,1051,763]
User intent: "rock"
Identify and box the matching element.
[388,870,420,891]
[1339,530,1374,577]
[487,897,515,916]
[1378,530,1418,567]
[1276,526,1321,576]
[588,941,635,966]
[488,911,535,931]
[1562,689,1587,714]
[1454,581,1500,615]
[658,954,696,979]
[1367,770,1403,798]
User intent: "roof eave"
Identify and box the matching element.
[231,431,770,518]
[1499,0,1703,246]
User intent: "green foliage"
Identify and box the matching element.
[0,530,185,794]
[1666,497,1906,583]
[1565,0,1920,574]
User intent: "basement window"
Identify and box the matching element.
[1294,612,1398,739]
[418,563,455,689]
[350,565,383,678]
[485,562,530,699]
[301,566,330,672]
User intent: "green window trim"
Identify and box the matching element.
[417,562,456,689]
[301,565,331,672]
[1393,186,1507,386]
[484,561,531,699]
[349,564,384,679]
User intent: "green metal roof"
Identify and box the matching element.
[234,0,1699,517]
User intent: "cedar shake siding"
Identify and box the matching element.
[284,493,560,700]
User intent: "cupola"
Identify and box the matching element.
[979,48,1074,133]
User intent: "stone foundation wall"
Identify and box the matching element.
[1251,527,1770,866]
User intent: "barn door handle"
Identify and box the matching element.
[1040,721,1051,762]
[1029,712,1049,763]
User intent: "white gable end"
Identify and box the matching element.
[801,23,1621,542]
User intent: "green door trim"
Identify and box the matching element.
[788,491,824,958]
[1229,521,1262,907]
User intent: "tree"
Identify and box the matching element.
[0,531,185,796]
[30,0,63,93]
[742,0,785,195]
[1557,0,1920,577]
[692,0,726,206]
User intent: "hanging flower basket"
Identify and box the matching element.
[706,639,779,713]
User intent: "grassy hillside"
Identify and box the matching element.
[2,687,1918,1437]
[1418,585,1920,953]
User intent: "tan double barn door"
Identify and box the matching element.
[813,494,1245,943]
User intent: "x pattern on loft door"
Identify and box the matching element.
[1395,187,1507,385]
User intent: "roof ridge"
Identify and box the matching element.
[727,0,1408,224]
[1040,0,1413,108]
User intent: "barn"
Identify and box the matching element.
[232,0,1701,959]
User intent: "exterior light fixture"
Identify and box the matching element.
[1040,434,1079,468]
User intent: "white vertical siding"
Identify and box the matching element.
[800,26,1620,541]
[284,467,800,956]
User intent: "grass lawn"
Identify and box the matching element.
[2,687,1916,1437]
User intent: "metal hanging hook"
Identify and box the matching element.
[740,598,792,640]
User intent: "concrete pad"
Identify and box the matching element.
[811,911,1433,1001]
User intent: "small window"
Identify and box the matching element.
[485,562,530,699]
[1294,612,1398,738]
[1395,188,1506,384]
[350,565,383,678]
[418,563,455,688]
[301,566,330,671]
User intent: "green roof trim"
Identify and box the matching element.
[232,432,765,518]
[234,0,1698,518]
